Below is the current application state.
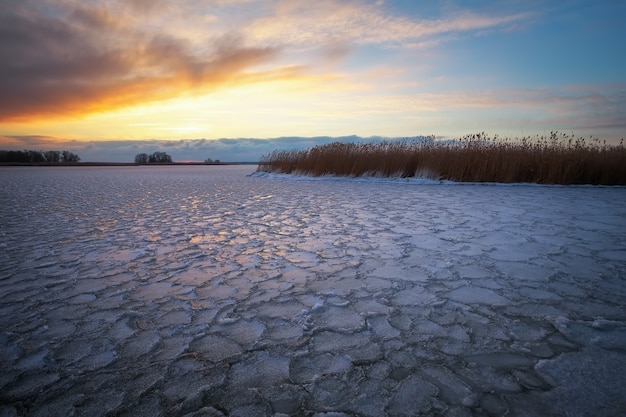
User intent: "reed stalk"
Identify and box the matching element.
[258,132,626,185]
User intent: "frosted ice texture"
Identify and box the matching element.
[0,165,625,416]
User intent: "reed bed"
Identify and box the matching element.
[258,132,626,185]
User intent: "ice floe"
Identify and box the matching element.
[1,165,625,416]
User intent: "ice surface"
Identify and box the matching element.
[1,165,625,416]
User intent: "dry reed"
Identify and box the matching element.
[257,132,626,185]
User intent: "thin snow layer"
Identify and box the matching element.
[1,165,625,417]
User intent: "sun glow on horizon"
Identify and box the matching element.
[1,0,625,156]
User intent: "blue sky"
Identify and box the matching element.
[0,0,624,161]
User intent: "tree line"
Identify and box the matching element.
[134,152,173,164]
[0,149,80,163]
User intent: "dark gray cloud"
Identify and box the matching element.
[0,1,280,121]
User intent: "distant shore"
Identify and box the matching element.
[0,162,259,167]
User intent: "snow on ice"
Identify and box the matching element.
[0,165,625,416]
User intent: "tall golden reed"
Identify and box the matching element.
[258,132,626,185]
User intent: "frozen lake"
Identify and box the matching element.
[1,165,625,417]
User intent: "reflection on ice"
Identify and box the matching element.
[1,165,625,416]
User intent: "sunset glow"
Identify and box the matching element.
[1,0,624,161]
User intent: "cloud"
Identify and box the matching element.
[0,135,61,149]
[121,0,170,15]
[243,1,532,48]
[0,135,419,162]
[0,1,283,122]
[0,0,537,124]
[347,83,625,117]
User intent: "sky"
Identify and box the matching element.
[1,0,625,162]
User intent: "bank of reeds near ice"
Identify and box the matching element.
[258,132,626,185]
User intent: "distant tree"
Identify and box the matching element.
[0,150,28,162]
[6,150,28,162]
[205,158,213,163]
[148,151,173,163]
[135,153,149,164]
[0,149,80,163]
[44,150,61,163]
[158,152,173,163]
[61,150,80,163]
[135,152,173,163]
[25,150,45,162]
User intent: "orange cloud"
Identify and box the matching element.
[0,1,537,124]
[0,2,285,123]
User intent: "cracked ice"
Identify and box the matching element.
[1,165,625,416]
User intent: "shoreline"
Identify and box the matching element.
[0,162,259,167]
